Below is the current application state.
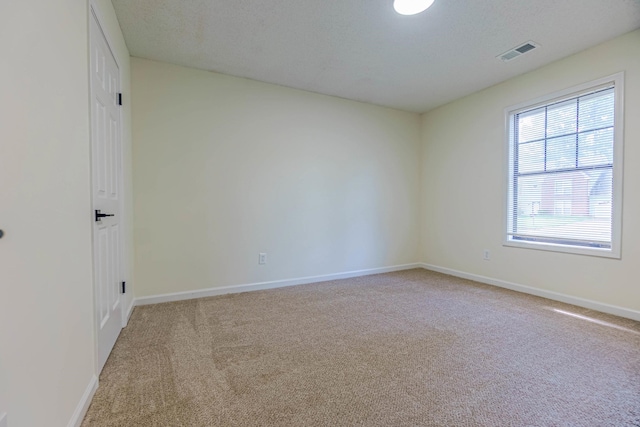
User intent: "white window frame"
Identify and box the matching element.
[503,73,624,258]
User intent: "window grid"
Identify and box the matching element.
[508,85,616,250]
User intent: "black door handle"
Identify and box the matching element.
[95,209,115,222]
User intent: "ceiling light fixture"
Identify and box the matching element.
[393,0,435,15]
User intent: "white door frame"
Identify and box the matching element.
[88,0,127,374]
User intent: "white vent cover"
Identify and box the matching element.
[497,41,540,62]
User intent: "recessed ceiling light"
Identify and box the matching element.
[393,0,435,15]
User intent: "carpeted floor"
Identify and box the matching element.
[82,269,640,426]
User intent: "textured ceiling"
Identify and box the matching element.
[111,0,640,113]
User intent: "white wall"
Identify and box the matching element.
[420,29,640,313]
[0,0,133,426]
[132,58,421,297]
[0,1,94,426]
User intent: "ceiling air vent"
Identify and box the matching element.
[497,41,540,62]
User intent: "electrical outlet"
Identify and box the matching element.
[258,253,267,265]
[483,249,491,261]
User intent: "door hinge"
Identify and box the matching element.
[118,93,123,106]
[121,281,126,294]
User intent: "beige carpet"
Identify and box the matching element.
[82,269,640,426]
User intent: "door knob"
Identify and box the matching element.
[95,209,115,222]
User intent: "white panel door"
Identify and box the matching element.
[90,11,123,373]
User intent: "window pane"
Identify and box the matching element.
[518,141,544,174]
[547,99,577,138]
[507,78,620,256]
[554,179,572,195]
[578,128,613,167]
[546,135,576,170]
[515,175,544,218]
[578,89,614,132]
[586,169,612,220]
[518,107,545,142]
[514,170,611,243]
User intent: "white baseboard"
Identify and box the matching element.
[67,375,98,427]
[135,263,421,306]
[132,261,639,321]
[420,263,640,322]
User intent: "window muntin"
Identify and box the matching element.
[505,75,623,258]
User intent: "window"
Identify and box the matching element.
[554,180,572,196]
[505,74,623,258]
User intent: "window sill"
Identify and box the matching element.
[503,238,620,259]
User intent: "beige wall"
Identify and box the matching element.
[132,58,421,297]
[0,0,133,426]
[420,29,640,312]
